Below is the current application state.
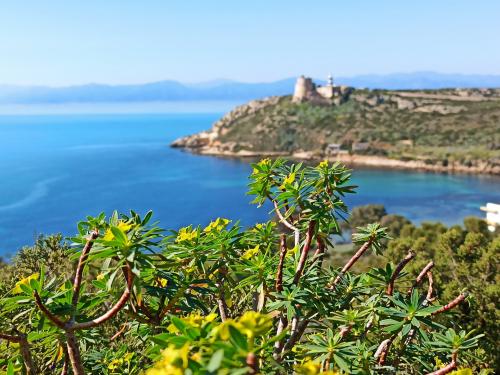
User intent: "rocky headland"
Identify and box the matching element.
[171,76,500,175]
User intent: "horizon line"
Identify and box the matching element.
[3,70,500,88]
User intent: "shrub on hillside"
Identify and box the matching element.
[0,160,489,374]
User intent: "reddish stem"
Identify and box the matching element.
[426,353,457,375]
[33,290,66,329]
[331,239,374,288]
[72,230,99,309]
[409,261,434,295]
[387,251,415,295]
[377,334,396,365]
[426,271,434,301]
[72,264,134,330]
[432,294,466,316]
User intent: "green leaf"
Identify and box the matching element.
[110,226,128,245]
[7,360,14,375]
[228,325,248,351]
[207,349,224,372]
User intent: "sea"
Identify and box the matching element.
[0,104,499,256]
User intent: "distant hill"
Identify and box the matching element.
[1,72,500,104]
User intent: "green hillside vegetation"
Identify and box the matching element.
[0,160,497,374]
[220,94,499,164]
[172,89,500,173]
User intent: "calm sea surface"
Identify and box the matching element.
[0,112,499,256]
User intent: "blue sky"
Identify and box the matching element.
[1,1,499,86]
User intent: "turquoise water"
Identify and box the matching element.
[0,113,498,256]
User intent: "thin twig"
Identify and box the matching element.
[60,344,69,375]
[110,323,128,341]
[312,238,326,268]
[387,251,415,295]
[273,315,287,357]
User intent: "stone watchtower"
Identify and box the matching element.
[292,74,352,105]
[292,75,317,103]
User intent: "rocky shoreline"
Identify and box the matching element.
[172,145,500,175]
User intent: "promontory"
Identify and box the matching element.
[171,75,500,174]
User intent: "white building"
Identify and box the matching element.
[480,203,500,232]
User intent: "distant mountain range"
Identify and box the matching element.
[1,72,500,104]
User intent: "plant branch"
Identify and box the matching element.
[409,261,434,295]
[426,353,457,375]
[387,250,415,295]
[215,268,229,321]
[0,332,19,342]
[426,271,434,301]
[432,294,466,316]
[331,238,374,288]
[72,230,99,309]
[376,334,397,365]
[272,199,300,248]
[275,234,287,292]
[246,352,258,374]
[0,332,36,374]
[281,318,309,354]
[72,263,134,330]
[110,323,129,341]
[293,221,316,285]
[66,330,85,375]
[33,290,66,329]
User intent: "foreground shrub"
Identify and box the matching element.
[0,159,487,374]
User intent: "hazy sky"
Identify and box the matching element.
[1,1,500,86]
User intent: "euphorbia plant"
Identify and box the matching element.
[0,159,485,374]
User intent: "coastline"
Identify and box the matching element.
[176,147,500,176]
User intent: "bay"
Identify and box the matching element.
[0,111,498,256]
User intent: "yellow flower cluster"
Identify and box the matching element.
[253,221,276,232]
[107,352,134,370]
[203,218,230,234]
[295,360,340,375]
[176,227,198,243]
[215,311,273,340]
[168,312,217,333]
[103,220,133,241]
[281,172,296,187]
[12,273,39,294]
[242,245,260,260]
[252,158,271,174]
[145,344,189,375]
[318,160,329,169]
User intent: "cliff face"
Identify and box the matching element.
[171,88,500,174]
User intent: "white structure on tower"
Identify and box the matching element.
[327,73,334,87]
